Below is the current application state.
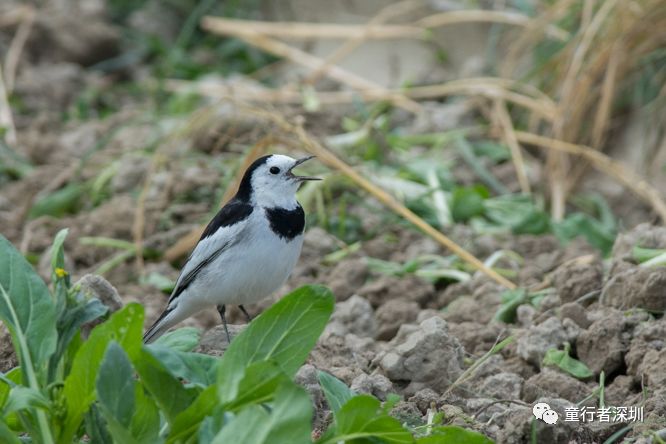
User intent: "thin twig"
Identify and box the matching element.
[0,64,17,146]
[4,5,35,93]
[513,131,666,223]
[494,99,531,194]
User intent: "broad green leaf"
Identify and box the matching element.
[483,195,551,235]
[543,346,593,380]
[212,381,312,444]
[224,361,290,411]
[154,327,200,352]
[85,404,113,444]
[3,386,50,414]
[168,386,218,444]
[198,407,229,444]
[319,395,412,444]
[633,246,666,264]
[168,361,289,443]
[146,345,217,388]
[134,348,198,424]
[0,418,20,444]
[130,385,162,444]
[60,303,144,442]
[0,367,21,409]
[0,234,57,378]
[217,285,334,402]
[318,371,354,415]
[418,426,493,443]
[97,342,135,428]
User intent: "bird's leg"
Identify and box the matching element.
[239,305,252,323]
[216,304,231,343]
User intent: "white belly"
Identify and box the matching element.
[186,211,304,307]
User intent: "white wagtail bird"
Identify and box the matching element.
[143,154,320,343]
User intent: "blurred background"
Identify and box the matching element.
[1,0,666,440]
[0,0,665,318]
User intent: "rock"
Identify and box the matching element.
[442,296,480,323]
[480,372,523,400]
[516,317,580,367]
[389,401,424,429]
[601,264,666,311]
[14,63,85,114]
[303,227,338,256]
[0,324,17,373]
[408,388,440,413]
[611,223,666,260]
[552,255,603,304]
[496,397,593,444]
[324,295,376,338]
[358,274,434,308]
[516,304,536,327]
[375,299,419,341]
[75,274,122,312]
[625,318,666,387]
[350,373,394,400]
[447,321,505,355]
[604,375,640,407]
[325,258,368,301]
[522,368,592,404]
[28,13,120,66]
[576,309,630,375]
[295,364,329,432]
[559,302,591,329]
[378,317,464,392]
[195,324,246,357]
[111,155,152,193]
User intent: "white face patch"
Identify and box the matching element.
[250,154,301,209]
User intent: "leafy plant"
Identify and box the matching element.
[0,232,494,443]
[542,343,594,380]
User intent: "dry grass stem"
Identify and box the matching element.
[514,131,666,223]
[4,5,35,93]
[201,10,569,41]
[0,64,17,146]
[165,77,556,119]
[494,99,531,194]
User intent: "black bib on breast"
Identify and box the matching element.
[265,205,305,241]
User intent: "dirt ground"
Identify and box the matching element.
[1,1,665,443]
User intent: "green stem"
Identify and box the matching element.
[0,284,54,444]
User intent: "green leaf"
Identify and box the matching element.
[97,342,135,428]
[450,186,489,222]
[29,182,85,218]
[217,285,334,403]
[3,386,51,414]
[319,395,413,444]
[154,327,200,352]
[0,418,20,444]
[0,367,22,409]
[134,348,198,424]
[50,228,70,286]
[543,345,594,380]
[318,371,354,415]
[224,361,290,411]
[483,195,551,235]
[493,289,528,324]
[130,385,162,444]
[212,381,313,444]
[553,213,616,256]
[0,234,57,379]
[167,386,218,444]
[60,303,144,442]
[633,246,666,264]
[145,345,217,388]
[418,425,493,443]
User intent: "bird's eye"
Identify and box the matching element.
[270,167,280,174]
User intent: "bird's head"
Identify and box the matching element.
[236,154,320,208]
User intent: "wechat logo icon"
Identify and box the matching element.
[533,402,559,425]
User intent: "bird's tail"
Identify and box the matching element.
[143,306,178,343]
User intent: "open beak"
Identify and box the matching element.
[288,155,321,181]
